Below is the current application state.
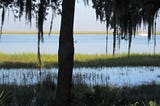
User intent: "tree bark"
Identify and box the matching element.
[55,0,75,106]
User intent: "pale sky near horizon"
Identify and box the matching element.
[1,2,160,32]
[1,2,106,32]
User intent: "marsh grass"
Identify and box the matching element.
[0,88,12,106]
[72,83,160,106]
[0,53,160,68]
[1,83,160,106]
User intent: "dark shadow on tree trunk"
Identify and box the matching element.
[55,0,75,106]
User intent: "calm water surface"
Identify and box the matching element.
[0,67,160,87]
[0,34,160,54]
[0,34,160,87]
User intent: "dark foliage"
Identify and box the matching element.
[0,0,61,65]
[92,0,160,54]
[1,83,160,106]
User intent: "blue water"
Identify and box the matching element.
[0,34,159,54]
[0,67,160,86]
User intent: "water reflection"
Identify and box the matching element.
[0,67,160,86]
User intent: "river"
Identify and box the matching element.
[0,34,159,54]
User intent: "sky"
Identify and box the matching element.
[1,2,106,32]
[1,1,160,32]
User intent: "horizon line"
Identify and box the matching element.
[1,31,109,34]
[1,31,159,35]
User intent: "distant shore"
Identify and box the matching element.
[1,31,160,35]
[1,31,109,35]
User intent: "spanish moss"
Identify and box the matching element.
[0,7,5,34]
[0,0,60,66]
[92,0,160,55]
[105,25,108,54]
[0,0,160,61]
[25,0,32,24]
[154,21,157,54]
[49,8,54,35]
[17,0,24,19]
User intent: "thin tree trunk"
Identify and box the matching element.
[55,0,75,106]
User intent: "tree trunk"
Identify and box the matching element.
[55,0,75,106]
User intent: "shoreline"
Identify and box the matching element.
[1,31,109,35]
[0,53,160,68]
[1,31,160,35]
